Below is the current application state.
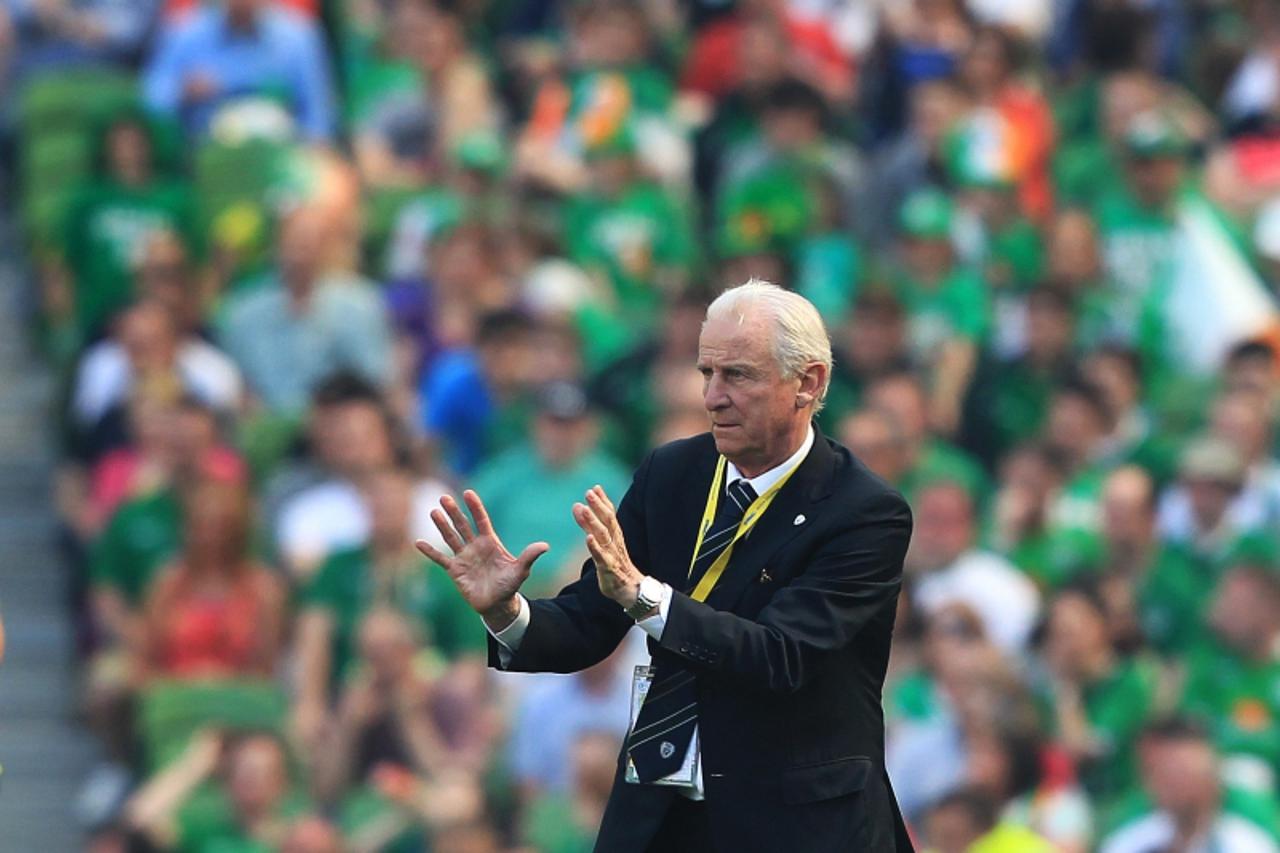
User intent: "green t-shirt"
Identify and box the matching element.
[1136,545,1215,656]
[177,785,310,853]
[300,546,486,687]
[63,180,195,338]
[522,794,597,853]
[91,488,183,604]
[1093,184,1179,343]
[892,266,990,362]
[469,444,632,596]
[1181,639,1280,777]
[984,217,1044,293]
[885,669,945,724]
[564,181,696,323]
[1070,656,1160,802]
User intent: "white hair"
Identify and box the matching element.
[705,279,833,413]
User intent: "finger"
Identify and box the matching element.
[430,509,466,554]
[573,502,611,544]
[592,484,617,515]
[587,487,624,539]
[516,541,550,573]
[440,495,475,543]
[463,490,496,537]
[414,538,453,570]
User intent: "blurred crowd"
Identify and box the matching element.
[7,0,1280,850]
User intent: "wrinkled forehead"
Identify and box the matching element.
[697,309,773,362]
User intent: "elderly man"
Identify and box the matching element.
[418,281,914,852]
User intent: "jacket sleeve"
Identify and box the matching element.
[656,489,912,694]
[487,450,655,674]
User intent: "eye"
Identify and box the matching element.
[698,366,712,379]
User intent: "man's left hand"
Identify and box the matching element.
[573,485,643,608]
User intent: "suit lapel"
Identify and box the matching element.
[702,428,837,611]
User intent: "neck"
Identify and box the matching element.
[733,422,809,479]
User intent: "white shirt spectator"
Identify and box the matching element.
[276,477,451,576]
[72,337,243,425]
[914,549,1042,654]
[1100,809,1279,853]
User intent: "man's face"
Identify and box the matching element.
[228,737,288,817]
[698,310,807,474]
[365,471,413,544]
[909,485,974,570]
[120,305,178,372]
[1125,155,1184,209]
[839,412,906,483]
[1209,570,1278,654]
[843,307,906,373]
[1101,472,1155,550]
[323,402,393,476]
[533,413,595,469]
[1142,738,1219,817]
[277,210,328,288]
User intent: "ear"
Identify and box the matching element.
[795,362,828,409]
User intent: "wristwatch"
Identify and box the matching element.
[625,576,664,621]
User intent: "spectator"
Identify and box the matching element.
[908,479,1041,654]
[923,786,1053,853]
[123,729,310,849]
[508,645,633,799]
[141,478,285,679]
[1180,563,1280,791]
[142,0,336,142]
[70,299,242,449]
[1093,465,1209,656]
[521,729,621,853]
[1041,578,1159,805]
[965,726,1093,852]
[1157,436,1267,565]
[54,106,194,345]
[218,206,393,415]
[1098,719,1280,853]
[1,0,160,78]
[468,380,631,594]
[890,188,988,436]
[866,370,989,504]
[820,287,913,431]
[982,443,1066,590]
[419,309,537,477]
[312,609,485,845]
[272,385,450,579]
[292,465,480,746]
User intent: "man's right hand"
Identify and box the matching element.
[415,490,548,632]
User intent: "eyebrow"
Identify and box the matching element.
[696,360,756,373]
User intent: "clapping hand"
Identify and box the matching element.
[573,485,643,608]
[415,490,549,630]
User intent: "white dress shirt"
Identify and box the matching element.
[490,426,816,798]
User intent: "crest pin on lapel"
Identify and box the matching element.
[793,514,806,526]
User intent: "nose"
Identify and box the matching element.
[704,374,730,411]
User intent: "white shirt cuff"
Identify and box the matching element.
[637,581,672,641]
[486,595,530,668]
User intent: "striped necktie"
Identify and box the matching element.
[628,478,758,782]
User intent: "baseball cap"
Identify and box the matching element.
[1178,436,1247,486]
[536,380,591,421]
[1123,111,1189,159]
[898,188,954,238]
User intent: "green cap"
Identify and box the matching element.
[452,130,507,174]
[1123,111,1189,159]
[898,188,954,238]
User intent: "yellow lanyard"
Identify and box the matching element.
[687,455,801,602]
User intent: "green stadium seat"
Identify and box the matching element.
[138,679,289,772]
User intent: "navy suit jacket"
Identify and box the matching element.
[490,428,915,852]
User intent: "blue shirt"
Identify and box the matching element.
[420,349,492,476]
[142,5,335,141]
[217,274,393,414]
